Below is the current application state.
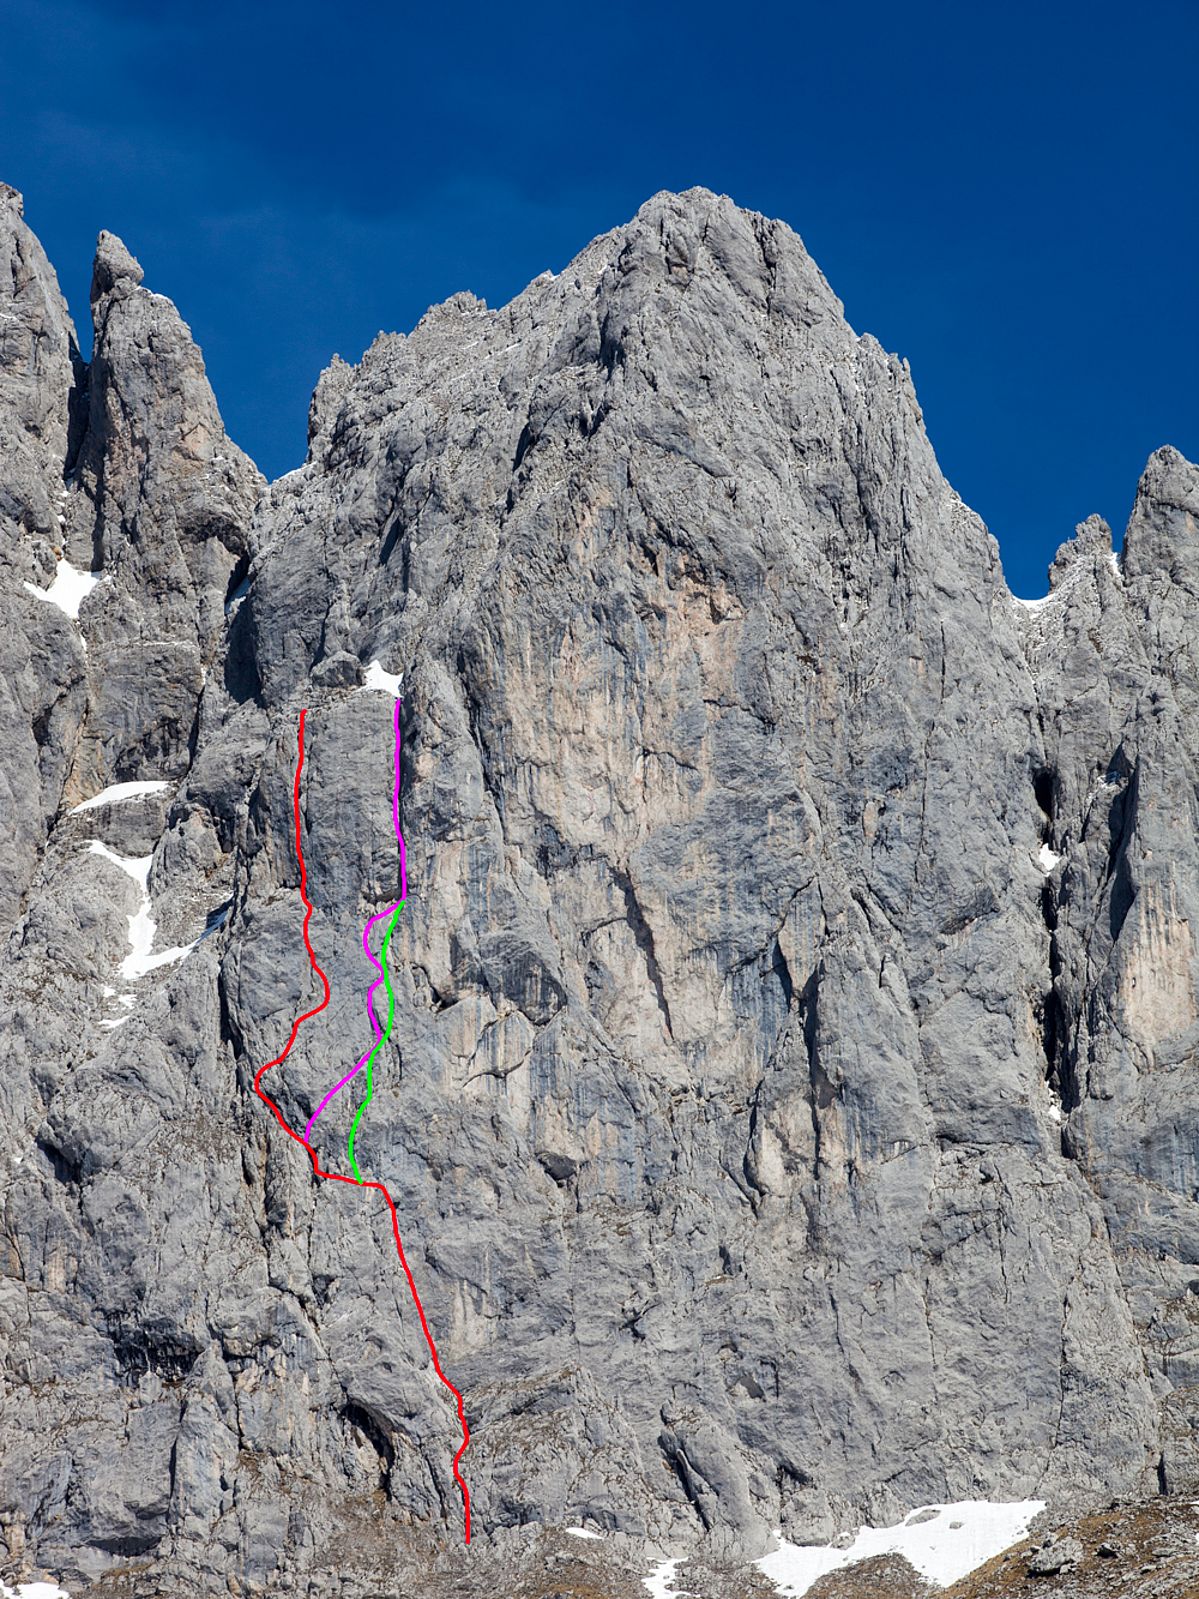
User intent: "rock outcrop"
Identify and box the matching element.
[0,183,1195,1599]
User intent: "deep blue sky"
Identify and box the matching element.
[5,0,1195,596]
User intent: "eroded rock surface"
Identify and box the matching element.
[0,183,1195,1597]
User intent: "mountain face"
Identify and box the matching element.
[0,179,1196,1598]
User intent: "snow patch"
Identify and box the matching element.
[89,840,151,890]
[362,659,403,696]
[643,1558,688,1598]
[1036,843,1062,873]
[755,1500,1045,1597]
[70,780,170,814]
[23,559,102,621]
[87,841,197,981]
[1013,559,1096,614]
[566,1527,603,1540]
[1,1584,72,1599]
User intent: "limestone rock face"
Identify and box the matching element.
[0,185,1195,1598]
[1017,445,1199,1495]
[0,184,86,924]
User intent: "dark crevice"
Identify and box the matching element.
[1103,744,1135,842]
[1033,765,1056,834]
[1108,856,1137,946]
[799,968,830,1107]
[618,1304,650,1340]
[940,884,1000,936]
[1106,761,1139,944]
[1042,986,1073,1110]
[793,963,830,1216]
[379,514,403,569]
[92,1533,163,1557]
[217,965,246,1061]
[1040,881,1062,1079]
[35,1130,83,1187]
[429,982,453,1013]
[1041,880,1061,953]
[200,900,232,941]
[343,1401,396,1497]
[742,1080,766,1209]
[513,420,536,471]
[32,702,53,749]
[534,815,580,876]
[64,340,90,479]
[659,1437,713,1531]
[597,315,626,378]
[1038,859,1077,1112]
[612,866,673,1038]
[377,480,407,567]
[107,1320,202,1386]
[1030,761,1073,1110]
[580,393,613,439]
[222,590,262,705]
[166,1427,179,1513]
[1039,988,1059,1080]
[222,551,250,608]
[777,1460,814,1490]
[771,937,794,1009]
[536,1149,578,1186]
[185,693,202,769]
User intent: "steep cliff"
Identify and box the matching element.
[0,181,1195,1599]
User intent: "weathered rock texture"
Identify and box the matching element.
[0,181,1195,1598]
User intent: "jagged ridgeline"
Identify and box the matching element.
[0,177,1196,1598]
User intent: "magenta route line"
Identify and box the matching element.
[304,695,407,1142]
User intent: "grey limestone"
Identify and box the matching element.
[0,183,1195,1596]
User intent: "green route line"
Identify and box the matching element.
[347,898,406,1182]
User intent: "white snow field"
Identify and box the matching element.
[70,780,171,813]
[754,1499,1045,1596]
[362,658,403,695]
[87,841,198,981]
[23,557,102,620]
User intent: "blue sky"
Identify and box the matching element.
[4,0,1195,596]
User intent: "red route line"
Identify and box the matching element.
[252,706,472,1545]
